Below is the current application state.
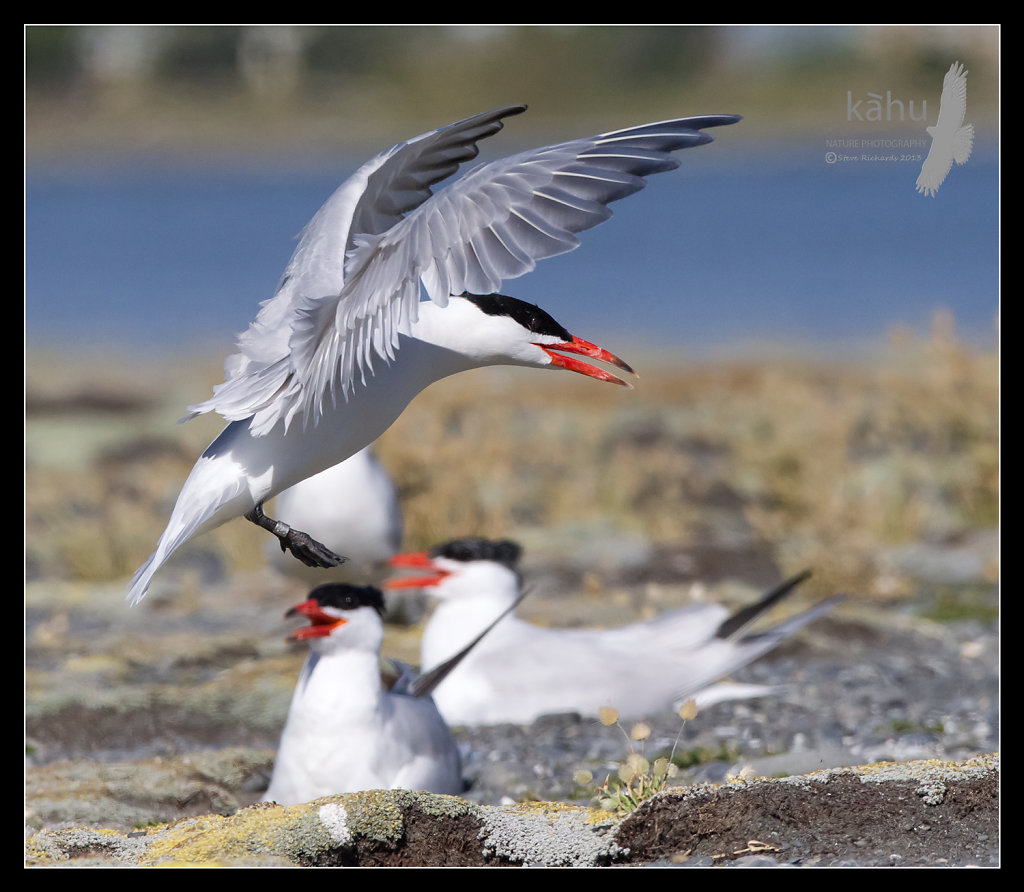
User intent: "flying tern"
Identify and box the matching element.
[387,537,843,726]
[128,105,740,604]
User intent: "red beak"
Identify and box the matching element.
[286,598,348,640]
[385,551,451,589]
[539,336,636,388]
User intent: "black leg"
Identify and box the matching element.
[245,502,347,569]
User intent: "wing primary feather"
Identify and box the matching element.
[409,587,531,699]
[188,109,738,434]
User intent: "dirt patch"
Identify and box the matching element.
[617,761,999,866]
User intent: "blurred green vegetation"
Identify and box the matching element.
[25,25,999,160]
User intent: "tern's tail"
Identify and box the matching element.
[675,590,845,706]
[661,572,844,708]
[126,451,250,605]
[127,552,161,606]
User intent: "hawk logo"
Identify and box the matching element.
[916,62,975,196]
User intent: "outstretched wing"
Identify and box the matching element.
[935,61,969,133]
[278,104,529,328]
[185,105,525,431]
[189,108,740,434]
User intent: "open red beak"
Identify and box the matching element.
[385,551,451,590]
[285,598,348,640]
[539,336,636,388]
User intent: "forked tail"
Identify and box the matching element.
[126,454,248,605]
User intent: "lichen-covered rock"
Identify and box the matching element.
[25,754,998,867]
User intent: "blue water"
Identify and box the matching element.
[25,145,998,360]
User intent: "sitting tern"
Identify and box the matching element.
[387,538,844,726]
[127,105,740,604]
[263,581,521,804]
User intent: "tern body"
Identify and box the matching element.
[130,318,465,601]
[388,538,843,726]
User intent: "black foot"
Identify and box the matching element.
[246,503,347,569]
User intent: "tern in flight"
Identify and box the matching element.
[128,105,740,604]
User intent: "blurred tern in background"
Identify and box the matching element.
[127,104,740,604]
[266,447,403,586]
[387,538,843,726]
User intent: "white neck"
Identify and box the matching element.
[421,565,522,669]
[290,645,384,727]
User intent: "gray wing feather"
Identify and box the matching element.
[349,104,529,242]
[407,587,530,700]
[187,109,739,434]
[183,105,525,433]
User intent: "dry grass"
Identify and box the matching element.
[25,312,998,603]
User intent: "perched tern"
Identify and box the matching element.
[387,538,844,726]
[263,581,519,804]
[266,447,404,586]
[128,105,740,604]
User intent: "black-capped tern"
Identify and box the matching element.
[387,537,843,726]
[128,106,740,604]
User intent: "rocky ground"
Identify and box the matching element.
[25,339,999,866]
[25,754,999,867]
[25,529,999,867]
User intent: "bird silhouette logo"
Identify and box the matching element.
[916,62,975,196]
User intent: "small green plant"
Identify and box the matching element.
[669,741,740,769]
[877,717,945,736]
[576,700,699,814]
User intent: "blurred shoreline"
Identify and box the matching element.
[26,25,1000,167]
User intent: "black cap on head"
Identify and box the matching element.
[308,583,386,617]
[461,293,573,341]
[429,537,523,570]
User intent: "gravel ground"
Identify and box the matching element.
[456,605,998,811]
[25,529,999,866]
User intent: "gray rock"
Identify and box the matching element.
[25,755,998,867]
